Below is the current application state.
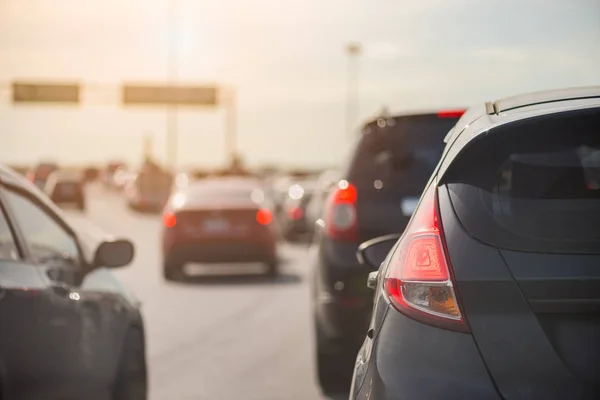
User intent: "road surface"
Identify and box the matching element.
[65,185,349,400]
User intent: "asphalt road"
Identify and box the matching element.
[65,185,348,400]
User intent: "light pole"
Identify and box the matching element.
[166,0,179,169]
[345,42,362,138]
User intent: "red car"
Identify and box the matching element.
[161,178,279,281]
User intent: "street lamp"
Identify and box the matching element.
[345,42,362,138]
[166,0,179,168]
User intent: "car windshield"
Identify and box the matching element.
[348,115,460,190]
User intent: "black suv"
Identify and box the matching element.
[310,109,464,393]
[351,87,600,400]
[0,165,147,399]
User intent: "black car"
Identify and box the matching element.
[127,163,173,213]
[0,165,147,399]
[45,171,86,211]
[351,87,600,400]
[26,162,59,190]
[161,178,279,281]
[279,179,318,242]
[310,109,464,393]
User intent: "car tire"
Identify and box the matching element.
[113,327,147,400]
[315,319,355,396]
[163,260,184,282]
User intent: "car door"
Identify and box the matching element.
[0,184,113,396]
[0,192,52,398]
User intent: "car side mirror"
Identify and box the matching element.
[356,233,402,269]
[93,239,135,269]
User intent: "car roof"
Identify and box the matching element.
[362,109,465,129]
[437,86,600,180]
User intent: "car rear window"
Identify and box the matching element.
[444,109,600,254]
[347,114,459,191]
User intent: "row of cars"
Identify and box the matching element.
[309,86,600,399]
[3,86,596,399]
[0,163,146,398]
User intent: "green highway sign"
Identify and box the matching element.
[12,82,80,104]
[122,84,218,106]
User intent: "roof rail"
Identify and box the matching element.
[485,86,600,116]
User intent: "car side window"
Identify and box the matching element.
[0,204,20,261]
[3,188,81,266]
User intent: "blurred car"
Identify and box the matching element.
[304,169,340,241]
[102,161,127,190]
[45,171,86,210]
[279,179,318,242]
[0,164,147,399]
[26,162,59,190]
[311,108,465,393]
[350,87,600,400]
[83,166,100,182]
[126,165,173,212]
[113,168,137,191]
[161,178,279,281]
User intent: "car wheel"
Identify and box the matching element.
[163,260,184,281]
[113,328,147,400]
[315,319,355,395]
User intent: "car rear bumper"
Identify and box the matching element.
[164,241,277,264]
[351,302,501,400]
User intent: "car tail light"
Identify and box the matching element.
[437,109,465,118]
[383,183,468,332]
[325,180,358,241]
[256,208,272,225]
[288,206,303,220]
[163,211,177,228]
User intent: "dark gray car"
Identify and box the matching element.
[0,165,147,399]
[352,86,600,400]
[310,109,464,394]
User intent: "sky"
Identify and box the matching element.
[1,0,599,168]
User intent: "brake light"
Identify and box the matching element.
[383,183,468,332]
[256,208,272,225]
[437,109,465,118]
[288,206,303,220]
[163,212,177,228]
[325,180,358,241]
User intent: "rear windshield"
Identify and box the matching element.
[444,109,600,254]
[188,186,265,202]
[348,114,459,192]
[136,172,173,194]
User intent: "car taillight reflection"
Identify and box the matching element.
[325,180,358,241]
[256,209,272,225]
[288,206,303,220]
[163,212,177,228]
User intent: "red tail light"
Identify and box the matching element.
[383,183,468,332]
[288,206,303,220]
[437,109,465,118]
[325,180,358,241]
[256,208,272,225]
[163,211,177,228]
